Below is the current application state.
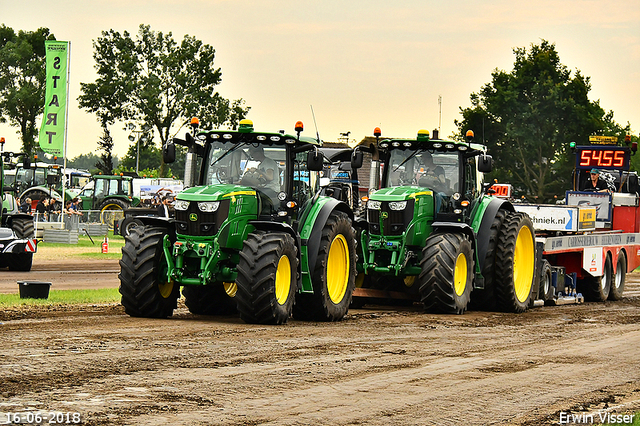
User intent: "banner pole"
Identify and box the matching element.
[61,41,70,224]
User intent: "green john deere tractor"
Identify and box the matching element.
[118,119,357,324]
[77,175,141,228]
[354,127,536,314]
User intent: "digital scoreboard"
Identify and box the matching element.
[575,146,630,171]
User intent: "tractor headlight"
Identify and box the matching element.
[367,200,382,210]
[198,201,220,212]
[174,200,190,211]
[388,201,407,211]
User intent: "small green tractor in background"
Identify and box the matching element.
[77,174,141,227]
[118,119,357,324]
[0,137,38,271]
[354,128,536,314]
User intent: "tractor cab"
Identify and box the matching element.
[169,119,325,228]
[365,128,490,234]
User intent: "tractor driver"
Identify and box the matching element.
[417,151,446,190]
[582,168,610,193]
[241,146,281,193]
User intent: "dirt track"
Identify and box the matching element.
[1,260,640,425]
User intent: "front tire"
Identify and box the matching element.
[235,232,297,324]
[119,226,179,318]
[494,212,536,313]
[419,233,474,314]
[293,211,356,321]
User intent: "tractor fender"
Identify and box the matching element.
[250,220,303,290]
[431,222,476,246]
[475,197,515,272]
[303,197,353,275]
[126,216,176,239]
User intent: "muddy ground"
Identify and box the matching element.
[1,258,640,425]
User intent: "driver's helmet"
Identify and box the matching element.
[247,145,264,159]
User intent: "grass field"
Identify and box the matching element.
[36,232,126,260]
[0,288,121,308]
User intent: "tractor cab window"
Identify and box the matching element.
[464,156,478,199]
[204,142,286,212]
[293,150,320,206]
[386,149,459,196]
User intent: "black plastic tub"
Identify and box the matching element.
[18,281,52,299]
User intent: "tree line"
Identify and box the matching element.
[0,25,635,201]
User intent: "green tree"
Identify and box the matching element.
[455,40,612,202]
[78,24,250,177]
[95,125,115,175]
[0,25,56,156]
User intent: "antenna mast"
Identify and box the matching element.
[438,95,442,133]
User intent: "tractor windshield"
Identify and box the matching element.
[204,142,286,192]
[385,149,459,195]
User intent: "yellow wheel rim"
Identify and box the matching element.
[275,255,291,305]
[223,282,237,298]
[404,275,416,287]
[327,234,349,304]
[514,225,535,303]
[453,252,468,296]
[355,273,365,288]
[158,279,174,299]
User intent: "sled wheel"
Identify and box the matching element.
[235,232,297,324]
[494,212,536,313]
[293,211,356,321]
[419,233,473,314]
[539,260,555,305]
[609,252,626,301]
[581,253,613,302]
[118,226,179,318]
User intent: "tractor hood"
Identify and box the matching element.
[369,186,433,201]
[176,184,257,202]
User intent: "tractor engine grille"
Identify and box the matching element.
[367,200,415,236]
[175,199,230,236]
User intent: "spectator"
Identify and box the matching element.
[68,197,83,216]
[157,196,170,218]
[35,197,50,221]
[19,197,32,214]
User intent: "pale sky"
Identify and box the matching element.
[1,0,639,160]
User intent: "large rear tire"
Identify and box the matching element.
[100,199,129,230]
[119,226,179,318]
[609,252,626,301]
[293,211,356,321]
[581,253,613,302]
[235,232,297,324]
[469,209,507,311]
[183,283,237,315]
[494,212,536,313]
[419,233,473,314]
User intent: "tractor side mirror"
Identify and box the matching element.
[478,155,493,173]
[307,150,324,171]
[163,140,176,163]
[351,149,363,169]
[46,174,60,186]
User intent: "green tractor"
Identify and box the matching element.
[77,175,141,227]
[354,127,536,314]
[118,119,357,324]
[0,138,38,271]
